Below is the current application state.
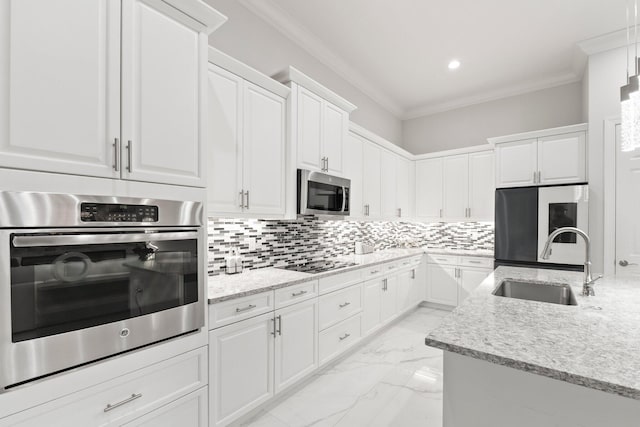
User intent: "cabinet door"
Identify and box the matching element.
[443,154,469,220]
[362,279,383,336]
[495,139,537,188]
[323,102,347,175]
[209,312,274,427]
[397,156,412,219]
[121,0,204,187]
[243,82,286,216]
[415,158,443,220]
[344,133,364,218]
[396,270,413,314]
[380,276,398,323]
[362,143,382,218]
[468,151,495,221]
[297,86,323,171]
[380,150,398,218]
[459,267,492,303]
[122,388,208,427]
[538,131,586,185]
[426,264,458,306]
[207,65,243,215]
[0,0,120,178]
[274,299,318,394]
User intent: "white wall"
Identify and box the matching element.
[204,0,403,145]
[402,82,584,154]
[586,46,626,274]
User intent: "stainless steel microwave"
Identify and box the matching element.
[297,169,350,216]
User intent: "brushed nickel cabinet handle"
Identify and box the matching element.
[239,190,245,208]
[104,393,142,412]
[339,302,351,308]
[537,171,541,183]
[339,333,351,341]
[235,304,256,313]
[468,260,482,264]
[411,269,416,279]
[277,315,282,336]
[291,290,308,297]
[271,317,276,336]
[245,191,249,209]
[533,171,537,184]
[439,208,443,218]
[126,140,132,172]
[113,138,120,171]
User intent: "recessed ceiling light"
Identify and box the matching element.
[448,60,461,70]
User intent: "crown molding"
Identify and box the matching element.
[402,72,581,120]
[577,28,627,56]
[349,122,414,159]
[238,0,404,118]
[413,144,493,160]
[275,66,357,112]
[486,123,588,146]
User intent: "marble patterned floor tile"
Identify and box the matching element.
[243,307,447,427]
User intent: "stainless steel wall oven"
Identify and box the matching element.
[0,192,204,391]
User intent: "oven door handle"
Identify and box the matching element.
[12,231,199,247]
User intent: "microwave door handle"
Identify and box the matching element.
[342,187,347,213]
[12,231,198,247]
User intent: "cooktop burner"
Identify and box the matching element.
[277,260,357,274]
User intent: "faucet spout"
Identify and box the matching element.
[540,227,599,296]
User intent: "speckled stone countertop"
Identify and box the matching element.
[208,248,425,303]
[425,266,640,400]
[422,247,494,258]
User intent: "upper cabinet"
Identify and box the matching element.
[416,149,494,222]
[0,0,226,187]
[276,67,356,176]
[207,49,289,218]
[491,124,588,188]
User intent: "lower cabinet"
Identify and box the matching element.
[380,275,398,323]
[362,277,383,335]
[426,255,493,307]
[397,266,422,313]
[0,347,208,427]
[209,298,318,427]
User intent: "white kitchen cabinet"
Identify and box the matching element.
[380,275,398,323]
[362,143,382,218]
[492,125,588,188]
[344,132,364,218]
[468,150,495,221]
[279,67,356,176]
[416,158,444,220]
[274,299,318,393]
[207,63,287,217]
[397,156,413,219]
[537,131,586,185]
[122,388,208,427]
[381,149,398,218]
[362,278,383,336]
[0,0,224,187]
[458,267,493,303]
[426,263,458,306]
[209,312,274,427]
[426,255,493,306]
[2,347,208,427]
[397,267,421,314]
[443,154,469,220]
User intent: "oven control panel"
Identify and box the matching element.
[80,203,159,222]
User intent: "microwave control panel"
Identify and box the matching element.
[80,203,159,222]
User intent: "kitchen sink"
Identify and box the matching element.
[492,279,578,306]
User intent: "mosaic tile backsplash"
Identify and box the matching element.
[208,216,494,276]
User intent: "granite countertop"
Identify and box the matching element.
[208,248,425,303]
[422,247,494,258]
[425,266,640,400]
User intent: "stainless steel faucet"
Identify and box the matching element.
[540,227,602,296]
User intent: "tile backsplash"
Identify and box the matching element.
[207,216,493,276]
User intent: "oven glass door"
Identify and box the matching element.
[10,229,199,343]
[306,180,345,213]
[537,185,589,265]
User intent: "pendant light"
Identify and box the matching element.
[621,1,640,152]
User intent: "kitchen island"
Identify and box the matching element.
[426,266,640,427]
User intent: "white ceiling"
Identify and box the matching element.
[240,0,629,119]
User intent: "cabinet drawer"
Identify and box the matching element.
[460,257,494,269]
[319,314,362,366]
[2,347,207,427]
[427,254,459,265]
[382,262,400,273]
[209,291,274,329]
[363,264,386,278]
[274,280,317,309]
[318,269,362,295]
[398,256,422,269]
[318,285,362,330]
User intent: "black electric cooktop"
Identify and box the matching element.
[277,260,357,274]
